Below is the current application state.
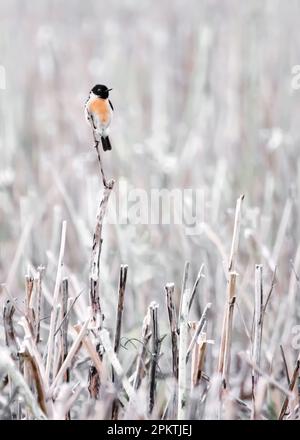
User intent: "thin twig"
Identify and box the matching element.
[278,356,300,420]
[148,301,161,415]
[133,310,151,390]
[46,220,67,381]
[165,283,179,379]
[48,319,89,396]
[178,287,190,420]
[112,264,128,419]
[189,264,205,312]
[252,264,263,419]
[186,303,211,364]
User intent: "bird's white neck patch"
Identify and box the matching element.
[90,91,106,100]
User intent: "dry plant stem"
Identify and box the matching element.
[46,220,67,381]
[18,317,54,418]
[21,349,48,416]
[3,300,18,358]
[148,301,160,415]
[178,288,190,420]
[3,300,19,416]
[191,333,207,387]
[0,348,46,419]
[228,195,244,272]
[48,319,89,396]
[218,272,237,388]
[189,264,205,312]
[251,264,263,419]
[178,262,189,332]
[133,310,151,390]
[35,266,45,344]
[89,183,114,328]
[60,278,70,384]
[165,283,179,379]
[222,274,237,388]
[99,329,136,405]
[113,265,128,356]
[25,275,35,335]
[280,345,291,386]
[24,274,36,416]
[218,195,244,383]
[278,356,300,420]
[112,264,128,418]
[94,141,113,189]
[88,179,115,398]
[54,290,83,337]
[186,303,211,364]
[74,324,103,376]
[240,353,293,399]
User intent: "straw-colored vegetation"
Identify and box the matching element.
[1,0,300,420]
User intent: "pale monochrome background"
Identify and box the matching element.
[0,0,300,419]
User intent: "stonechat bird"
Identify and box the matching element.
[85,84,114,151]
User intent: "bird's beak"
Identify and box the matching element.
[107,88,113,92]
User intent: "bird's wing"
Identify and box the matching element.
[109,100,114,111]
[85,104,96,129]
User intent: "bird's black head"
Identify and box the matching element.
[91,84,112,99]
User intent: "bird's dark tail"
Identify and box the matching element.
[101,136,112,151]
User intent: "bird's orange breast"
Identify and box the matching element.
[89,98,110,123]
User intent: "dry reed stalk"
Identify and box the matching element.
[58,277,70,418]
[222,273,237,389]
[278,355,300,420]
[113,265,128,356]
[3,300,18,359]
[165,283,178,379]
[228,195,244,272]
[148,301,160,415]
[99,329,136,407]
[112,264,128,419]
[60,278,69,380]
[73,323,103,376]
[22,275,34,420]
[218,195,244,385]
[133,310,151,390]
[251,264,263,418]
[88,180,114,398]
[18,317,54,418]
[46,220,67,381]
[21,349,48,417]
[178,287,190,420]
[94,142,113,190]
[0,348,46,420]
[186,303,211,364]
[189,263,205,312]
[3,300,19,417]
[191,332,207,388]
[48,319,89,397]
[252,377,267,420]
[24,274,36,418]
[280,345,291,386]
[35,266,45,344]
[25,274,35,335]
[179,262,190,327]
[240,353,294,399]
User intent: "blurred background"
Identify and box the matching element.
[1,0,300,418]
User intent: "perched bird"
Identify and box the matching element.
[85,84,114,151]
